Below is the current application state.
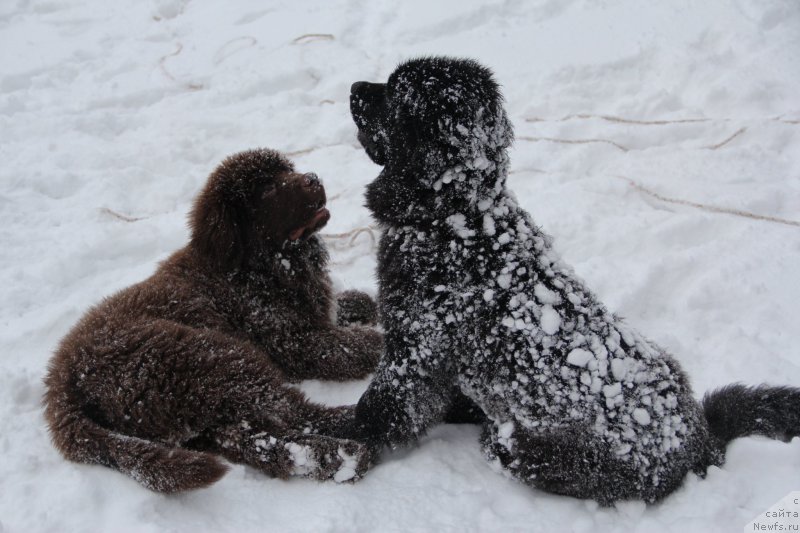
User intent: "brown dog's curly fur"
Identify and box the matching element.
[43,148,383,492]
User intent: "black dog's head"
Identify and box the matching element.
[190,148,330,270]
[350,57,513,225]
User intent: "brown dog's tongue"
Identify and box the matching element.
[289,208,330,241]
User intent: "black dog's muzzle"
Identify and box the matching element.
[350,82,386,129]
[350,81,389,165]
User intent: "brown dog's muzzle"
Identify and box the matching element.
[288,173,330,241]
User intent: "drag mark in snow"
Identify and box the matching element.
[524,114,714,126]
[159,42,183,81]
[519,126,765,153]
[100,203,381,252]
[285,142,361,157]
[703,127,746,150]
[292,33,335,44]
[213,36,258,65]
[518,135,629,152]
[525,113,800,126]
[508,167,549,175]
[99,207,146,223]
[616,175,800,228]
[158,43,203,91]
[321,225,379,250]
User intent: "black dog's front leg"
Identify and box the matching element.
[351,339,455,448]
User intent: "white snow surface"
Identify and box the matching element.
[2,0,800,531]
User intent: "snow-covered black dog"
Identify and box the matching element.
[349,57,800,505]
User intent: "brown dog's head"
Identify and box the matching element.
[189,148,330,270]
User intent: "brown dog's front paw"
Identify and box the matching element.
[336,290,379,326]
[283,435,374,482]
[362,329,384,363]
[347,328,384,378]
[331,439,374,483]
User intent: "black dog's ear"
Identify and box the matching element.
[189,181,248,271]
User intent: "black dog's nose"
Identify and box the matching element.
[303,172,321,187]
[351,81,368,95]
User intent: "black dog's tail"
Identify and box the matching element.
[702,384,800,447]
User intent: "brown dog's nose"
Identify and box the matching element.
[303,172,321,188]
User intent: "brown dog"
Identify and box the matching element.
[43,148,383,492]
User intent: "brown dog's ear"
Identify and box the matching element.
[189,176,248,271]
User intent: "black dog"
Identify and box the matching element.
[349,57,800,505]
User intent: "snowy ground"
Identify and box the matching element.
[2,0,799,531]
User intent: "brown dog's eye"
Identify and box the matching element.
[262,183,277,199]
